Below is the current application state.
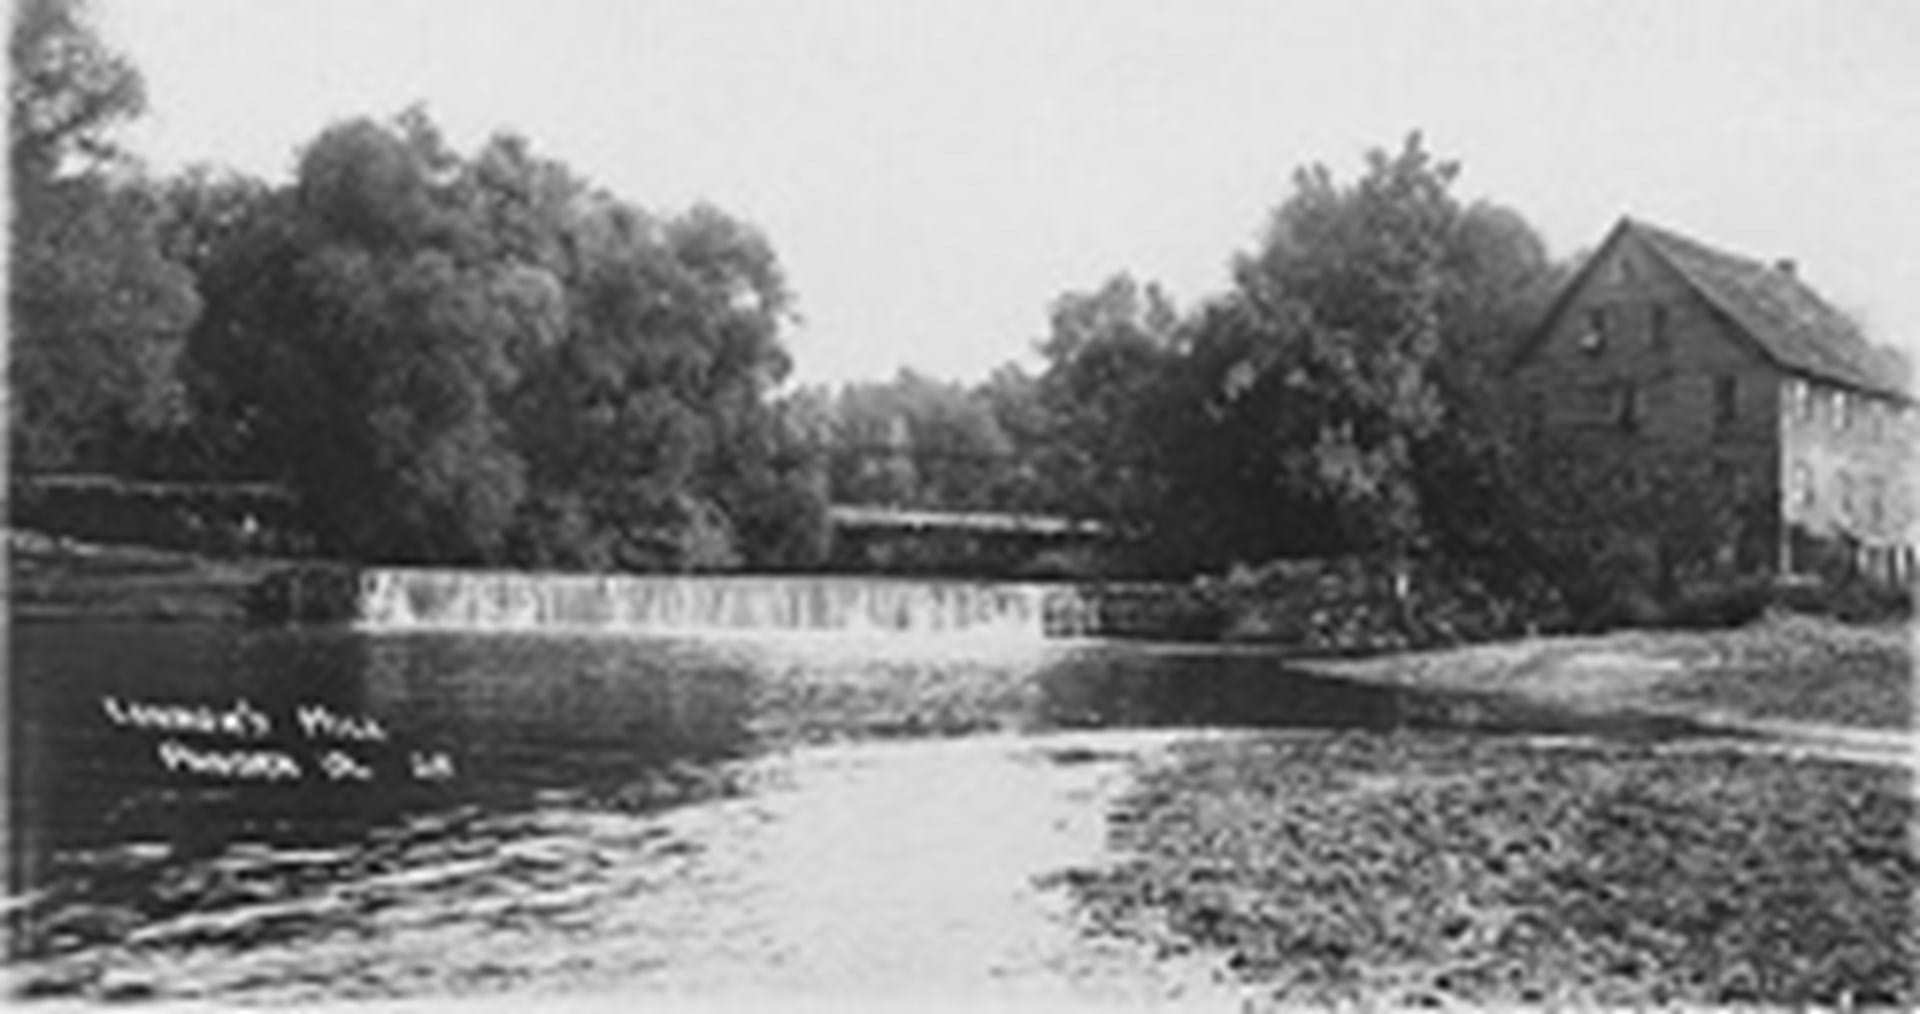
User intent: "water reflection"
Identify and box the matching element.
[6,622,1612,1003]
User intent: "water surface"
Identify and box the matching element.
[5,621,1598,1005]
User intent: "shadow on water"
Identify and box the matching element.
[10,627,1712,873]
[6,623,1718,980]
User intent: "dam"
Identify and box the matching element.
[353,568,1101,640]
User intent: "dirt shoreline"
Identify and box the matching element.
[1059,615,1916,1009]
[1292,612,1915,767]
[1062,730,1916,1009]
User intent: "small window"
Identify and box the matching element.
[1580,307,1608,355]
[1649,305,1669,351]
[1714,376,1738,426]
[1789,379,1813,421]
[1614,381,1640,433]
[1791,463,1815,510]
[1614,255,1637,285]
[1838,472,1855,521]
[1835,391,1852,431]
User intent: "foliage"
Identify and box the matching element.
[8,0,199,472]
[181,110,823,568]
[790,136,1561,583]
[8,0,144,181]
[809,369,1014,511]
[1061,134,1562,576]
[1023,275,1182,521]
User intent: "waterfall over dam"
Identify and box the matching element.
[354,569,1098,640]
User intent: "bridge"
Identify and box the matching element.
[8,475,1122,575]
[825,504,1122,576]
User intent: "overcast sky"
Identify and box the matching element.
[98,0,1920,386]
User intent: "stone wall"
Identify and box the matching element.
[1076,558,1554,652]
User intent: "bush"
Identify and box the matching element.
[1664,577,1775,630]
[1661,572,1911,631]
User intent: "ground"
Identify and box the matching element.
[1059,612,1917,1009]
[1060,731,1916,1009]
[1298,612,1914,737]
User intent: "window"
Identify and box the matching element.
[1835,391,1852,431]
[1614,381,1640,433]
[1580,307,1608,355]
[1649,305,1669,351]
[1838,472,1855,522]
[1788,379,1813,421]
[1791,463,1815,511]
[1713,376,1738,426]
[1614,254,1637,285]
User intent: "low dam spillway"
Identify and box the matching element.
[355,569,1099,640]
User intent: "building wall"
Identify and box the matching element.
[1509,231,1782,580]
[1778,376,1918,580]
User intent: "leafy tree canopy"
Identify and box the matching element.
[8,0,198,472]
[182,109,819,568]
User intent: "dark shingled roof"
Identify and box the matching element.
[1628,219,1911,399]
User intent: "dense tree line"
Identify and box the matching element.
[9,0,198,472]
[803,136,1562,579]
[11,0,824,570]
[12,0,1563,582]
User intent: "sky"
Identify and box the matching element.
[97,0,1920,387]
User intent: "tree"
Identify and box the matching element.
[182,110,817,568]
[815,370,1012,512]
[8,0,199,472]
[9,0,144,181]
[506,193,801,570]
[1025,274,1181,522]
[1146,133,1557,575]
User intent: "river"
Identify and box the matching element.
[6,620,1589,1008]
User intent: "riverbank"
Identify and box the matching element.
[1054,612,1916,1008]
[1296,611,1914,740]
[1058,730,1916,1009]
[5,531,276,623]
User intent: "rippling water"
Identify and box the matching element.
[6,622,1489,1007]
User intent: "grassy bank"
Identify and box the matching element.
[6,532,278,623]
[1296,611,1915,732]
[1057,732,1917,1009]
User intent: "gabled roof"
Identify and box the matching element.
[1516,217,1911,400]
